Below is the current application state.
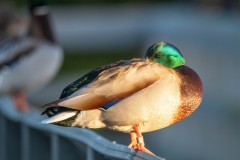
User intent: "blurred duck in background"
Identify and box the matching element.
[0,0,63,111]
[0,3,29,41]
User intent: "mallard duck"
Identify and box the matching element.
[0,1,63,111]
[41,42,203,155]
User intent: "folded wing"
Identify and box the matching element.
[47,59,172,110]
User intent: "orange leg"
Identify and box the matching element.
[12,90,29,112]
[128,124,155,155]
[128,132,137,148]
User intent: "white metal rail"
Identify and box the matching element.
[0,99,164,160]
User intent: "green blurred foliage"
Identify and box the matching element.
[59,51,137,74]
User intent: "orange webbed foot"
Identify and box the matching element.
[128,124,155,156]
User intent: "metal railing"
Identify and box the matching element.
[0,98,164,160]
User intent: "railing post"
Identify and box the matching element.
[0,114,6,160]
[51,133,59,160]
[86,146,94,160]
[0,108,164,160]
[21,123,29,160]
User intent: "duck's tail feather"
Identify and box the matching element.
[41,100,78,124]
[41,110,78,124]
[41,105,69,116]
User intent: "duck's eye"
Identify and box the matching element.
[155,53,163,58]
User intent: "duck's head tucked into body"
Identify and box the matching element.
[145,42,185,68]
[41,42,203,155]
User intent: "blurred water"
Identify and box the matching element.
[28,4,240,160]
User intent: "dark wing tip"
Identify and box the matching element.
[41,110,46,115]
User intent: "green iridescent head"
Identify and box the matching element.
[145,42,185,68]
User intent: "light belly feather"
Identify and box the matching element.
[102,74,181,133]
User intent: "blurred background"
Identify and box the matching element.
[1,0,240,160]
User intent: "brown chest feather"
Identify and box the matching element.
[173,66,203,123]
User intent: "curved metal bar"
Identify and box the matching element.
[0,99,164,160]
